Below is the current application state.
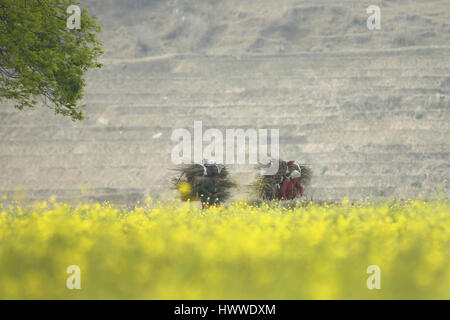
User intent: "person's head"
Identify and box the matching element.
[290,170,301,180]
[287,161,300,172]
[212,175,219,183]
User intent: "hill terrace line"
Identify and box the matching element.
[171,121,280,175]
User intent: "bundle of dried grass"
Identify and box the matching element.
[251,159,312,201]
[171,164,236,202]
[297,164,313,187]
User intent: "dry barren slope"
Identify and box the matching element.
[1,0,449,204]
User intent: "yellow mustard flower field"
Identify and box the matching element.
[0,198,449,299]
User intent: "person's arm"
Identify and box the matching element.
[279,178,289,199]
[287,180,296,200]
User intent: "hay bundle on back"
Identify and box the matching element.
[251,160,287,201]
[171,164,236,202]
[251,159,312,201]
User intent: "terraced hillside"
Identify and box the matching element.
[1,0,449,204]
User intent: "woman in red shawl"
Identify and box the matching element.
[278,170,304,200]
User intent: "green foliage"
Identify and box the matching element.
[0,0,103,121]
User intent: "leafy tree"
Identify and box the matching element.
[0,0,103,121]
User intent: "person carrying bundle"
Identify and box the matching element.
[252,159,311,201]
[171,159,235,208]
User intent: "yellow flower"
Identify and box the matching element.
[0,199,448,299]
[177,182,192,198]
